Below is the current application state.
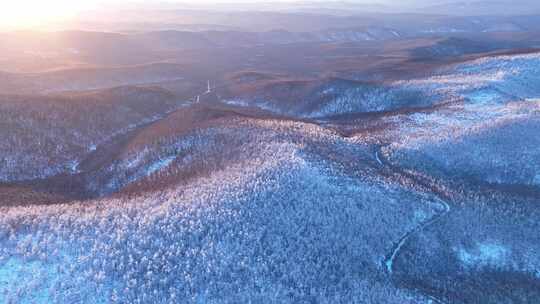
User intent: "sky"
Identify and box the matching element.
[0,0,447,29]
[0,0,341,28]
[0,0,96,28]
[5,1,226,28]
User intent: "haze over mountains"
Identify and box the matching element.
[1,1,540,303]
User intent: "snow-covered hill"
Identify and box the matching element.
[0,86,179,182]
[1,48,540,303]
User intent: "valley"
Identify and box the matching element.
[1,5,539,303]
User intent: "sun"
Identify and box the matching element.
[0,0,97,30]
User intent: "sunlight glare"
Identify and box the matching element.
[0,0,97,29]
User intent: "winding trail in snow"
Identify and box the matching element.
[374,150,384,167]
[375,145,452,304]
[15,81,226,200]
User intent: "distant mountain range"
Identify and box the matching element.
[55,6,540,34]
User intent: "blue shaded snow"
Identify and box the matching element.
[0,236,112,304]
[457,242,510,269]
[466,89,505,105]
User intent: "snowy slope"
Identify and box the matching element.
[0,118,442,303]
